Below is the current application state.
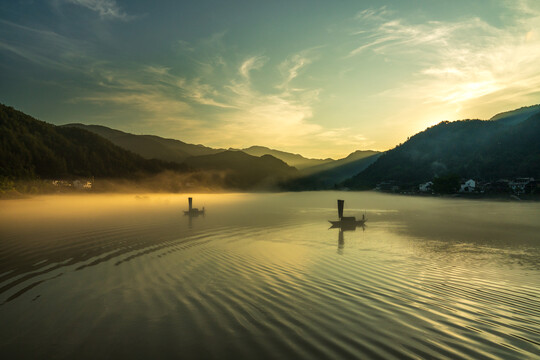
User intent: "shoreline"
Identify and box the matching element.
[372,190,540,202]
[2,188,539,202]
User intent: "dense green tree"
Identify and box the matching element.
[432,174,460,194]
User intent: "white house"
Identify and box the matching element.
[73,179,93,190]
[82,181,92,189]
[459,179,476,193]
[419,181,433,192]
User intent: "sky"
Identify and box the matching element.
[1,0,540,159]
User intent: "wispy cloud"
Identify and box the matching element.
[187,52,324,149]
[69,66,197,133]
[66,44,364,157]
[278,54,312,89]
[0,19,91,71]
[239,55,267,79]
[63,0,133,21]
[5,1,537,157]
[355,6,389,22]
[350,2,540,122]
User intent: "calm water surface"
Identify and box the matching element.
[0,192,539,359]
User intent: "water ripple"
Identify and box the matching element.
[1,193,539,359]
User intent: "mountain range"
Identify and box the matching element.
[2,102,539,193]
[238,146,332,170]
[0,104,295,191]
[67,124,337,170]
[65,122,379,189]
[65,123,223,163]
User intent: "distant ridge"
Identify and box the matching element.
[300,150,380,175]
[64,123,299,190]
[64,123,224,163]
[66,124,335,170]
[239,145,333,170]
[282,150,381,190]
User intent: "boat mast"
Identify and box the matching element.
[337,199,344,219]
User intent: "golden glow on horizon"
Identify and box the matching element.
[0,193,251,222]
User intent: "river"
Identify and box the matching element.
[0,192,539,359]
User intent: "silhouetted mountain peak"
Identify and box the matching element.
[343,150,379,160]
[238,145,333,169]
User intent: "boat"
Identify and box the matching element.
[328,199,366,229]
[184,197,205,216]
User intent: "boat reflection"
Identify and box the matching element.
[186,211,205,228]
[184,197,205,228]
[332,222,366,255]
[338,230,345,254]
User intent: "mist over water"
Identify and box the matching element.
[0,192,539,359]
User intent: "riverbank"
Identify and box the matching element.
[381,190,540,202]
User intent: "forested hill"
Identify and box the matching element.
[0,104,187,179]
[344,107,540,189]
[183,150,298,190]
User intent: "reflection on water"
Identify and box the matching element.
[186,211,204,229]
[0,192,539,359]
[337,230,345,255]
[332,224,365,255]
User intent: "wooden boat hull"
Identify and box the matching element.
[328,219,366,229]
